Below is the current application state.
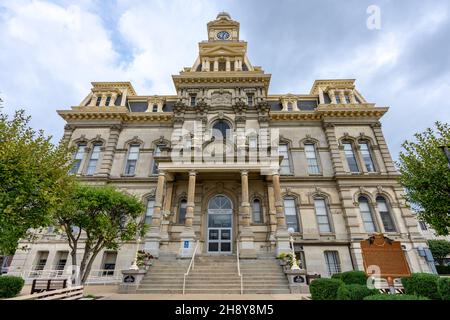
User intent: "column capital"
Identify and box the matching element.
[240,169,249,176]
[188,170,197,176]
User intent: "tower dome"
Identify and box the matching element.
[216,12,231,20]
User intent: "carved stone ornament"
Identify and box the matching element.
[211,92,232,107]
[232,100,248,113]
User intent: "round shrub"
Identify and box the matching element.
[331,271,367,285]
[309,278,344,300]
[401,273,439,300]
[0,276,25,298]
[438,277,450,300]
[363,294,429,300]
[336,284,378,300]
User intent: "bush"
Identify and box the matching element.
[331,271,367,285]
[401,273,440,300]
[0,276,25,298]
[438,277,450,300]
[436,265,450,275]
[336,284,378,300]
[309,278,344,300]
[363,294,429,300]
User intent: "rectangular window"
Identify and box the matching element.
[86,144,101,175]
[335,95,341,104]
[249,136,258,149]
[419,221,428,231]
[284,198,299,232]
[95,96,102,106]
[343,142,359,172]
[247,94,254,106]
[124,144,140,175]
[105,96,111,106]
[252,199,262,223]
[359,199,376,233]
[324,251,341,276]
[377,198,396,232]
[102,252,117,276]
[279,144,292,174]
[314,199,331,233]
[218,61,226,71]
[151,145,162,174]
[359,142,375,172]
[230,61,235,71]
[70,144,86,174]
[145,199,155,225]
[34,251,49,271]
[305,144,320,174]
[345,95,351,104]
[54,251,68,273]
[190,95,196,107]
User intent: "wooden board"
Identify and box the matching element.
[360,233,411,281]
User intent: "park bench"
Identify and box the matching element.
[8,286,84,300]
[30,278,68,294]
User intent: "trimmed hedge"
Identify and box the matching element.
[438,277,450,300]
[0,276,25,298]
[436,265,450,275]
[401,273,440,300]
[331,271,367,285]
[310,278,344,300]
[363,294,429,300]
[336,284,378,300]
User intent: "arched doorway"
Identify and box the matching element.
[207,195,233,253]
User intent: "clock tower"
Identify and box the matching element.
[207,12,240,41]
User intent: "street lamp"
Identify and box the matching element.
[439,146,450,170]
[130,236,141,271]
[287,227,300,270]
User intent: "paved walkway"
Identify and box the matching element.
[102,293,310,300]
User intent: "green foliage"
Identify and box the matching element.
[436,265,450,275]
[55,183,146,283]
[136,250,153,268]
[309,278,344,300]
[0,110,74,254]
[336,284,378,300]
[276,252,287,260]
[397,122,450,236]
[0,275,25,298]
[401,273,440,300]
[363,294,429,300]
[437,277,450,300]
[427,240,450,265]
[331,271,368,285]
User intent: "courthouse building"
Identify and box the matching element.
[9,13,433,290]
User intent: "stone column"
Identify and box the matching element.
[239,170,256,258]
[100,94,107,106]
[371,122,397,173]
[160,180,174,242]
[110,93,118,106]
[339,91,346,104]
[98,125,121,177]
[272,171,290,255]
[145,171,166,257]
[89,94,97,106]
[62,124,75,144]
[213,59,219,72]
[179,170,197,258]
[323,123,345,175]
[318,88,325,104]
[226,58,231,71]
[267,184,277,243]
[328,90,337,104]
[349,91,357,104]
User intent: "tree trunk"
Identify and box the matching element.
[81,246,104,284]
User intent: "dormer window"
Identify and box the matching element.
[190,95,196,107]
[105,96,111,106]
[95,96,102,106]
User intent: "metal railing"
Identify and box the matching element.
[236,239,243,295]
[182,240,200,295]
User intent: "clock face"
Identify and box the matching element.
[217,31,230,40]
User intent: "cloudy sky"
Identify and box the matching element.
[1,0,449,160]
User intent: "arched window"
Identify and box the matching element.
[178,199,187,224]
[252,199,263,223]
[284,197,300,232]
[212,121,230,140]
[342,141,359,172]
[70,143,87,174]
[86,143,102,175]
[314,198,332,233]
[376,196,396,232]
[279,143,292,174]
[304,143,320,174]
[358,196,376,233]
[124,144,140,175]
[151,145,162,175]
[359,141,375,172]
[144,198,155,225]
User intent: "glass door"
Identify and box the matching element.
[207,195,233,253]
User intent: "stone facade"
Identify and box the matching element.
[9,12,432,282]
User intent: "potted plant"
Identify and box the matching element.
[136,250,154,270]
[276,252,289,266]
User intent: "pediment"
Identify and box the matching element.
[201,46,244,57]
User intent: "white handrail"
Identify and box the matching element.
[182,240,200,295]
[236,239,243,294]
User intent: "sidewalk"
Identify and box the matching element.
[102,293,310,300]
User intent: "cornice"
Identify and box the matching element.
[57,110,173,122]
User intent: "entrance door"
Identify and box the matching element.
[207,195,233,253]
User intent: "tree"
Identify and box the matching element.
[0,110,74,255]
[55,184,146,284]
[428,240,450,265]
[397,122,450,236]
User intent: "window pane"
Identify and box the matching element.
[284,198,299,232]
[358,197,376,233]
[125,160,137,175]
[343,143,359,172]
[324,251,341,275]
[314,199,331,233]
[279,144,291,174]
[360,142,375,172]
[376,197,395,232]
[179,200,187,224]
[305,144,320,174]
[128,145,140,160]
[145,200,155,225]
[86,145,101,175]
[252,199,262,223]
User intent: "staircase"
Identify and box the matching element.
[137,255,290,294]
